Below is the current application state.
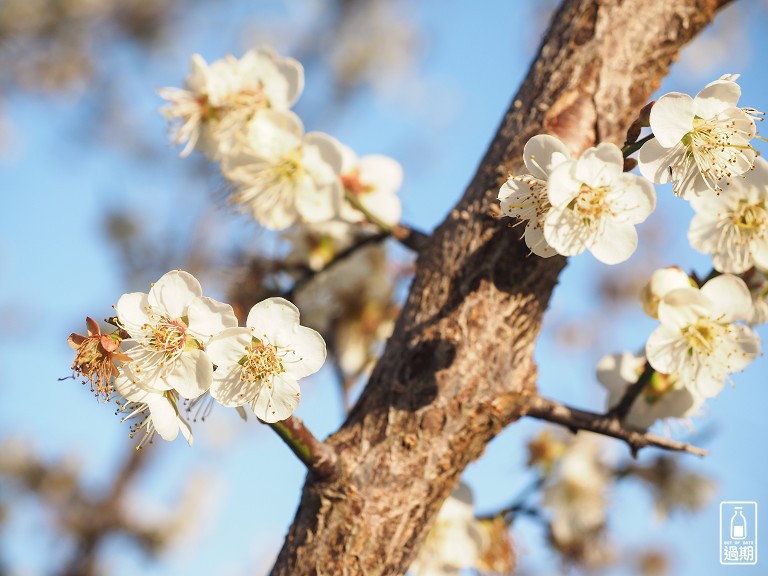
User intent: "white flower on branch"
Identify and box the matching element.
[688,156,768,273]
[640,266,696,319]
[338,142,403,227]
[206,297,326,423]
[638,74,760,198]
[597,352,706,431]
[221,110,344,230]
[543,142,656,264]
[498,134,571,258]
[645,274,760,396]
[115,270,237,399]
[158,47,304,159]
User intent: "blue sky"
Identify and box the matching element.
[1,1,767,574]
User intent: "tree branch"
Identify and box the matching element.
[608,361,654,421]
[271,1,732,573]
[524,396,708,457]
[269,416,340,481]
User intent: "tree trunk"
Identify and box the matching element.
[271,0,733,573]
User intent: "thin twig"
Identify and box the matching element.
[608,361,654,421]
[269,416,339,480]
[286,231,390,301]
[524,396,707,458]
[621,133,654,158]
[345,190,430,252]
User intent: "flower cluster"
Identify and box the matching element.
[598,267,761,431]
[70,270,326,448]
[500,74,762,265]
[499,134,655,264]
[159,49,402,232]
[498,75,764,431]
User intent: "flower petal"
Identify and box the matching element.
[693,78,741,119]
[650,92,695,147]
[247,297,301,342]
[700,274,752,322]
[187,297,238,341]
[146,394,179,441]
[589,220,637,265]
[148,270,203,319]
[251,373,300,423]
[522,134,571,179]
[206,327,252,368]
[115,292,150,335]
[164,349,213,399]
[283,325,327,379]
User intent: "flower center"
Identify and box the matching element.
[642,371,678,405]
[341,169,374,197]
[147,317,188,356]
[681,318,724,355]
[242,340,285,383]
[674,114,757,194]
[569,184,612,224]
[732,201,767,232]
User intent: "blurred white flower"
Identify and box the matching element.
[543,142,656,264]
[158,47,303,158]
[597,352,706,431]
[116,270,237,399]
[645,274,760,395]
[294,244,396,380]
[410,483,485,576]
[498,134,570,258]
[222,110,344,230]
[640,266,695,318]
[542,434,610,552]
[688,156,768,273]
[283,220,358,272]
[206,297,326,423]
[338,142,403,227]
[638,74,759,198]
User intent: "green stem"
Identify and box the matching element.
[622,133,654,158]
[269,416,339,480]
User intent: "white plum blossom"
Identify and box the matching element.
[688,156,768,273]
[645,274,760,395]
[115,270,237,399]
[542,434,611,555]
[409,483,485,576]
[638,74,760,198]
[283,220,357,272]
[337,143,403,227]
[543,142,656,264]
[206,297,326,423]
[115,371,193,448]
[597,352,707,431]
[498,134,571,257]
[158,47,304,159]
[221,110,344,230]
[640,266,695,318]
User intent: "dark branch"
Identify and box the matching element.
[524,396,707,457]
[269,416,340,481]
[607,361,654,421]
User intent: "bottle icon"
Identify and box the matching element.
[731,507,747,540]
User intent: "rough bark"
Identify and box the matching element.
[271,0,733,574]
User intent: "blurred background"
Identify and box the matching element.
[1,0,767,574]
